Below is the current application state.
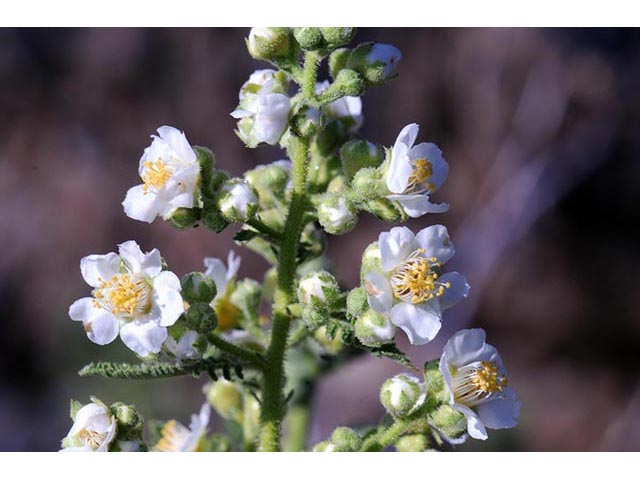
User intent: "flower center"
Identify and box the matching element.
[79,428,107,449]
[452,361,508,407]
[142,158,172,193]
[390,249,450,304]
[406,158,435,194]
[93,274,152,317]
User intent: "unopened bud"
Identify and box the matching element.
[181,272,217,304]
[293,27,325,51]
[167,207,200,230]
[380,374,425,419]
[329,48,350,79]
[316,193,358,235]
[320,28,357,50]
[186,302,217,333]
[355,309,396,347]
[340,141,384,180]
[366,197,403,222]
[347,42,402,86]
[297,270,339,306]
[218,179,258,223]
[291,105,323,138]
[312,440,335,452]
[395,434,429,452]
[360,241,382,281]
[204,380,243,423]
[346,287,368,320]
[331,426,362,452]
[110,402,143,437]
[428,405,467,440]
[247,27,297,64]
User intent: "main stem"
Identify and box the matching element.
[259,135,310,451]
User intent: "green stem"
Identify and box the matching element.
[247,217,282,241]
[361,418,415,452]
[259,135,311,451]
[207,333,266,370]
[283,405,311,452]
[301,51,321,100]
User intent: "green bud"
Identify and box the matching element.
[293,27,325,51]
[329,48,350,79]
[395,434,429,452]
[428,405,467,440]
[355,309,396,347]
[186,302,217,333]
[332,68,365,97]
[218,179,258,223]
[360,241,382,282]
[307,150,342,193]
[346,287,368,320]
[110,402,143,437]
[380,374,425,419]
[347,42,402,86]
[181,272,217,304]
[290,105,323,138]
[340,140,384,180]
[315,120,347,155]
[366,197,403,222]
[331,426,362,452]
[204,380,244,423]
[203,170,230,233]
[194,146,216,198]
[245,160,291,206]
[301,304,329,329]
[316,192,358,235]
[297,270,340,306]
[320,28,357,49]
[300,222,326,260]
[202,206,229,233]
[423,360,450,406]
[246,27,298,68]
[312,440,335,452]
[110,439,147,452]
[229,278,262,322]
[167,207,201,230]
[314,325,344,354]
[326,175,348,194]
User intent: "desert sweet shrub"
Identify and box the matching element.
[62,27,520,452]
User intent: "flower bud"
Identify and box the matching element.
[167,207,201,230]
[290,105,323,138]
[230,278,262,320]
[247,27,297,65]
[331,426,362,452]
[297,270,339,306]
[110,402,143,437]
[340,140,384,180]
[360,241,382,281]
[366,197,403,222]
[218,179,258,223]
[347,42,402,86]
[186,302,218,334]
[312,440,335,452]
[332,68,365,97]
[293,27,325,51]
[346,287,368,320]
[395,434,429,452]
[423,360,450,405]
[181,272,217,304]
[314,325,345,354]
[329,48,350,79]
[351,167,384,203]
[380,374,425,419]
[194,146,216,198]
[320,28,357,49]
[355,309,396,347]
[204,380,243,423]
[202,206,229,233]
[428,405,467,440]
[316,193,358,235]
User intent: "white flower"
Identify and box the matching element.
[122,126,200,223]
[238,69,278,100]
[363,226,469,345]
[204,251,242,330]
[316,81,363,133]
[69,240,184,357]
[439,329,521,440]
[154,403,210,452]
[231,78,291,146]
[366,43,402,80]
[297,271,338,305]
[219,179,258,222]
[385,123,449,218]
[317,194,358,235]
[380,374,426,418]
[61,400,116,452]
[164,330,199,361]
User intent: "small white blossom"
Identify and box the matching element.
[122,126,200,223]
[317,194,357,235]
[366,43,402,80]
[61,399,116,452]
[297,271,338,305]
[231,76,291,146]
[164,330,199,361]
[363,226,469,345]
[439,329,520,440]
[204,251,242,330]
[154,403,210,452]
[316,81,363,133]
[385,123,449,218]
[69,241,184,357]
[219,180,258,222]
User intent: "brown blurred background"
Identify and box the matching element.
[1,28,639,451]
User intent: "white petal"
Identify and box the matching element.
[118,240,162,277]
[254,93,290,145]
[387,193,449,218]
[442,328,500,368]
[454,404,488,440]
[364,271,393,313]
[230,109,252,119]
[393,123,419,152]
[439,353,456,404]
[379,226,418,271]
[390,302,442,345]
[203,257,229,297]
[156,125,196,164]
[476,387,521,430]
[120,321,168,357]
[408,142,449,191]
[165,330,199,360]
[122,184,161,224]
[68,403,109,436]
[69,297,98,322]
[438,272,470,310]
[84,309,119,346]
[415,225,455,264]
[80,252,121,287]
[386,143,412,194]
[226,251,241,281]
[152,271,184,327]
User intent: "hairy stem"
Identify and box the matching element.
[361,418,415,451]
[259,135,310,451]
[207,333,266,370]
[301,51,321,100]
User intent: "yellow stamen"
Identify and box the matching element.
[390,249,449,304]
[93,274,152,317]
[406,158,435,194]
[452,361,508,407]
[142,158,172,193]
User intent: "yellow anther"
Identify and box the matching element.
[406,158,436,194]
[452,361,508,407]
[93,274,152,317]
[142,158,172,193]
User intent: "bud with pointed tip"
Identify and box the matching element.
[355,309,396,347]
[297,270,340,306]
[110,402,143,438]
[380,374,426,419]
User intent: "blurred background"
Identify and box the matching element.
[0,28,639,451]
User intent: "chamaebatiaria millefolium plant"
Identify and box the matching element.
[62,27,520,452]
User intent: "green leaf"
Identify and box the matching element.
[69,399,83,421]
[366,343,413,368]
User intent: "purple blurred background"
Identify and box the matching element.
[1,28,639,451]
